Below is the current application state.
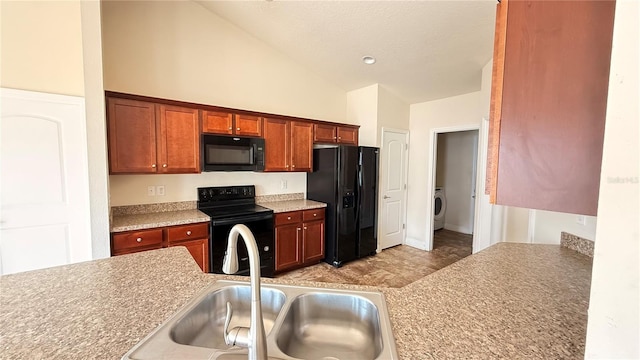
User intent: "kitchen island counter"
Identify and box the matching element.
[0,243,592,359]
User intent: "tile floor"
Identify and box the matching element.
[276,229,473,288]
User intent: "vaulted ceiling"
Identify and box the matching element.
[196,0,497,104]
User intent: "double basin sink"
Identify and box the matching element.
[123,280,398,360]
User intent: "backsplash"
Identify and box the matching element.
[561,232,594,258]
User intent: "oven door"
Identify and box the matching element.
[209,213,274,277]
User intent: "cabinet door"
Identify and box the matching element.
[263,118,290,172]
[235,115,263,137]
[107,97,157,174]
[487,0,615,215]
[313,124,337,143]
[290,121,313,172]
[302,220,324,264]
[202,110,233,135]
[157,104,200,173]
[337,126,358,145]
[275,224,301,272]
[170,238,209,272]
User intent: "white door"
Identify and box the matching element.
[379,129,408,249]
[0,88,92,275]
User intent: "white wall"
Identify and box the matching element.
[407,91,482,248]
[0,1,85,96]
[533,210,597,243]
[377,85,410,144]
[1,1,111,260]
[585,0,639,357]
[347,84,379,147]
[101,0,352,206]
[436,131,478,234]
[109,172,307,206]
[101,0,346,123]
[80,1,110,259]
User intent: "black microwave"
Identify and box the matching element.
[201,134,265,171]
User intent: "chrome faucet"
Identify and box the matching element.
[222,224,268,360]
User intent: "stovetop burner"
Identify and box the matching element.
[197,185,273,220]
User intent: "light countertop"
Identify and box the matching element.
[0,243,592,359]
[110,198,326,233]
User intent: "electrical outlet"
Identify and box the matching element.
[281,179,287,190]
[156,185,165,196]
[576,215,586,226]
[147,186,155,196]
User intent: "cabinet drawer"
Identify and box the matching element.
[303,208,325,221]
[112,229,163,252]
[274,211,302,226]
[166,222,209,243]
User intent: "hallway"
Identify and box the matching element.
[276,229,473,288]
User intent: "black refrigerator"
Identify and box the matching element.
[306,145,379,267]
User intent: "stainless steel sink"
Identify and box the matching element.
[123,280,397,360]
[275,292,383,360]
[170,285,286,349]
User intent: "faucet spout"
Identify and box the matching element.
[222,224,268,360]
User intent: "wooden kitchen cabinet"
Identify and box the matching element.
[111,222,209,272]
[486,0,615,216]
[313,124,358,145]
[107,96,200,174]
[202,110,263,137]
[274,209,325,273]
[263,118,313,172]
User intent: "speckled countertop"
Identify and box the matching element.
[110,197,326,232]
[0,243,592,359]
[110,209,210,232]
[258,199,326,213]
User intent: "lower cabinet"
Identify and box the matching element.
[111,222,209,272]
[274,208,325,273]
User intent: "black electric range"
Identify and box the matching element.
[197,185,274,277]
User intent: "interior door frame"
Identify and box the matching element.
[378,127,410,252]
[426,124,482,252]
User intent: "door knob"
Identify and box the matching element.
[383,195,390,199]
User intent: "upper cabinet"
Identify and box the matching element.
[107,96,200,174]
[263,118,313,172]
[313,124,358,145]
[106,91,359,175]
[202,110,262,137]
[486,0,615,216]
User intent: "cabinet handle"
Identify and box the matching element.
[333,136,337,139]
[313,213,317,217]
[297,228,301,231]
[186,230,192,236]
[162,164,167,168]
[237,127,240,131]
[304,226,307,230]
[292,164,295,168]
[263,246,270,252]
[285,165,289,168]
[228,127,233,130]
[287,216,291,220]
[151,164,156,168]
[338,137,342,140]
[136,237,142,243]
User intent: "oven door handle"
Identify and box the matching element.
[210,213,273,226]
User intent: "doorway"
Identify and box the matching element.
[435,130,479,233]
[426,125,480,252]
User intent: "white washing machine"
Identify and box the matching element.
[434,187,446,231]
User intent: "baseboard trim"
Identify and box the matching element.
[444,223,472,234]
[405,237,428,250]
